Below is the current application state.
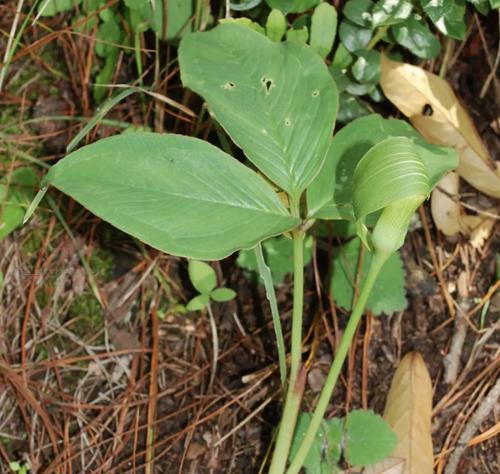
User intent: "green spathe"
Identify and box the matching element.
[307,114,458,220]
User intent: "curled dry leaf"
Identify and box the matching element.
[380,54,500,199]
[381,352,434,474]
[431,172,496,240]
[430,171,464,236]
[467,215,495,250]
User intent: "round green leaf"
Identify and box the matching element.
[286,26,309,43]
[124,0,149,9]
[371,0,413,27]
[343,0,375,27]
[95,18,121,57]
[147,0,193,40]
[229,0,263,10]
[330,238,407,315]
[289,413,343,471]
[237,235,313,285]
[186,294,210,311]
[339,21,373,52]
[188,260,217,294]
[179,23,338,198]
[345,410,397,466]
[391,16,441,59]
[310,2,338,59]
[210,287,237,302]
[351,50,381,84]
[420,0,467,40]
[0,168,39,240]
[266,9,287,42]
[345,81,377,96]
[266,0,320,14]
[336,93,371,124]
[38,0,82,16]
[44,133,299,260]
[468,0,490,15]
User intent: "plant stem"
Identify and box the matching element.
[206,302,219,392]
[367,26,389,50]
[287,250,389,474]
[255,243,287,385]
[268,228,305,474]
[290,229,304,388]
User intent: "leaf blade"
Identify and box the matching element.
[179,23,338,198]
[44,133,299,260]
[345,409,397,467]
[188,260,217,294]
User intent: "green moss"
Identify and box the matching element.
[68,294,104,342]
[89,246,114,282]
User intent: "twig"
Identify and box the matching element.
[475,12,500,99]
[0,0,25,92]
[434,185,500,220]
[443,272,471,384]
[206,302,219,392]
[145,304,159,474]
[444,378,500,474]
[419,207,456,316]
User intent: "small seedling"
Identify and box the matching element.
[186,260,235,391]
[9,461,30,474]
[26,23,458,473]
[0,168,38,240]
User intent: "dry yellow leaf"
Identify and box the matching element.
[382,352,434,474]
[363,457,406,474]
[430,172,464,236]
[430,171,496,239]
[380,55,500,199]
[340,457,405,474]
[466,214,495,250]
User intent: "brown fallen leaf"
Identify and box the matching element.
[380,54,500,199]
[339,457,405,474]
[381,352,434,474]
[363,457,406,474]
[430,171,496,240]
[430,172,464,236]
[467,215,495,250]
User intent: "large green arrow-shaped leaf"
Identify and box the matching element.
[307,114,458,220]
[43,133,299,260]
[179,23,338,200]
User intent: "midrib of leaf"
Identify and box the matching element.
[191,41,330,196]
[58,178,290,216]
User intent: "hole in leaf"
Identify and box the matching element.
[422,104,433,116]
[312,90,319,98]
[222,81,236,90]
[261,76,275,94]
[284,118,291,127]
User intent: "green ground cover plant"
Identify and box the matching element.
[37,0,196,100]
[230,0,497,122]
[25,22,459,472]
